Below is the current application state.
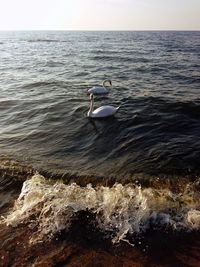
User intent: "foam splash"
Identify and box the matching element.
[2,174,200,243]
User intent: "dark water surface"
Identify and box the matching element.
[0,31,200,177]
[0,31,200,266]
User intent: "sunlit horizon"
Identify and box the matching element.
[0,0,199,31]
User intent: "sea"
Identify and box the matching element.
[0,31,200,266]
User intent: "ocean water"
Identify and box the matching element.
[0,31,200,266]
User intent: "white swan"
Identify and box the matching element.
[87,79,112,95]
[87,94,119,118]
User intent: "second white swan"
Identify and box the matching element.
[87,79,112,95]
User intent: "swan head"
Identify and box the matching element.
[90,93,94,100]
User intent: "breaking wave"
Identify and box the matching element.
[2,174,200,245]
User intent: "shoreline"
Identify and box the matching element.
[1,160,200,266]
[1,217,200,267]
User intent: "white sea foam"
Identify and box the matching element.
[2,174,200,243]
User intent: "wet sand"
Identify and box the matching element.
[1,211,200,267]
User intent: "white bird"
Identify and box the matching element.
[87,94,119,118]
[87,79,112,95]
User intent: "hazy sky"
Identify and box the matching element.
[0,0,199,30]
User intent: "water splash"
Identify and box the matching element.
[2,174,200,244]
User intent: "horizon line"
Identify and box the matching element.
[0,29,199,32]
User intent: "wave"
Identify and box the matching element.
[26,39,68,43]
[0,95,199,178]
[19,80,67,90]
[2,173,200,245]
[90,55,136,62]
[121,96,200,119]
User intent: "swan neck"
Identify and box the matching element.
[88,96,94,117]
[102,80,107,88]
[103,80,111,89]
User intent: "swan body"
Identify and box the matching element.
[87,94,119,118]
[88,86,108,95]
[87,79,112,95]
[90,105,119,118]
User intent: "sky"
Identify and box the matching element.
[0,0,199,31]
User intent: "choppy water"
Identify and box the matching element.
[0,31,200,177]
[0,31,200,264]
